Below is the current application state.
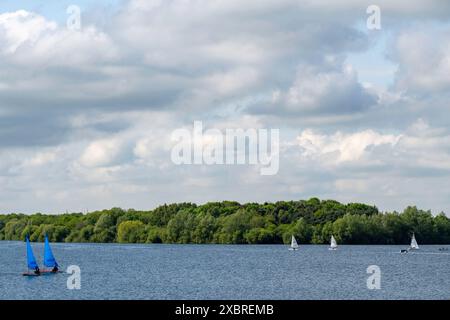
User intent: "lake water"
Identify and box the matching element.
[0,242,449,300]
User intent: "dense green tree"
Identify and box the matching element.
[4,219,27,240]
[117,221,145,243]
[145,226,166,243]
[313,200,347,224]
[0,199,449,244]
[433,213,450,243]
[94,213,116,232]
[401,206,435,243]
[245,228,274,244]
[291,218,313,244]
[346,203,379,216]
[166,210,197,243]
[216,209,252,244]
[192,214,217,244]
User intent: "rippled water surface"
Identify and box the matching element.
[0,242,449,300]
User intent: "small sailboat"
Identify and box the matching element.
[23,236,41,276]
[400,233,420,253]
[410,233,419,250]
[42,235,60,273]
[329,235,338,251]
[289,235,299,251]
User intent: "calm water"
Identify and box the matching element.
[0,242,449,300]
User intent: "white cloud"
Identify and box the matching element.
[0,10,57,54]
[0,10,118,66]
[79,138,125,167]
[296,129,400,163]
[294,119,450,177]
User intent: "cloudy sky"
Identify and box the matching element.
[1,0,450,214]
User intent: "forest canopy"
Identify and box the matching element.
[1,199,449,244]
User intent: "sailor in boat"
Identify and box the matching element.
[33,266,41,275]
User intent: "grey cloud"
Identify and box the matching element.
[0,1,373,149]
[246,62,378,117]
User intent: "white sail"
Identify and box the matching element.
[330,235,338,249]
[410,233,419,250]
[291,235,299,249]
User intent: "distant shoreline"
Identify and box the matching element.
[1,199,450,245]
[2,241,450,247]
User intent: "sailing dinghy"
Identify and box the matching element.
[23,236,40,277]
[329,235,338,251]
[42,235,61,274]
[289,235,299,251]
[410,233,419,250]
[401,233,420,253]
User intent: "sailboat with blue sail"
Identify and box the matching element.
[23,236,41,276]
[42,235,60,273]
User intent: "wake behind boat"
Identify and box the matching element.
[289,235,299,251]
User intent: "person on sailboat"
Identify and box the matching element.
[34,266,41,275]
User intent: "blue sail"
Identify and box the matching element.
[44,235,58,268]
[26,236,39,270]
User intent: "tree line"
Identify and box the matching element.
[1,198,449,244]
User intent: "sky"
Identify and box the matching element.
[1,0,450,215]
